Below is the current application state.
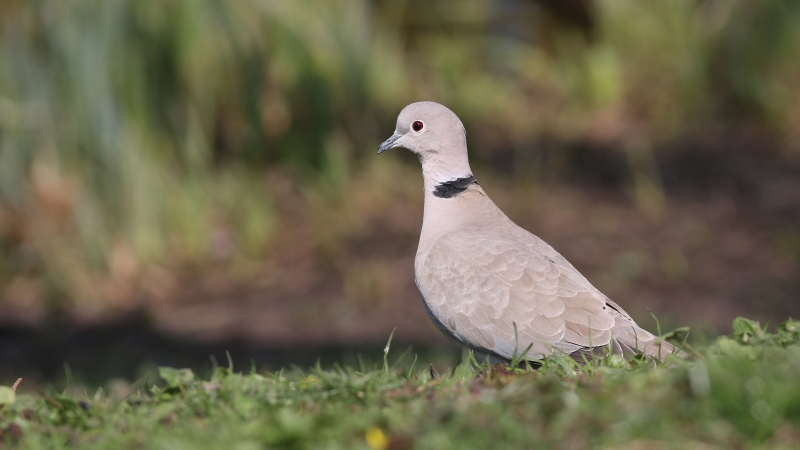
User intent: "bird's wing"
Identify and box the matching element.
[420,230,618,360]
[527,229,682,360]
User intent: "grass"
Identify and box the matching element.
[1,318,799,449]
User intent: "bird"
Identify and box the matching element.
[377,101,683,363]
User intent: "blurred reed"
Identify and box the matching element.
[1,0,799,316]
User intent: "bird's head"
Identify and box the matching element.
[378,101,472,184]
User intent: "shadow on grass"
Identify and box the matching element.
[0,313,459,390]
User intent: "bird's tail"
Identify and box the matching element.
[613,325,688,361]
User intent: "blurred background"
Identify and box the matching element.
[1,0,800,387]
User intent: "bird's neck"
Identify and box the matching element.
[419,172,499,242]
[420,156,473,196]
[418,153,506,243]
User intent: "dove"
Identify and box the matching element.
[378,101,683,362]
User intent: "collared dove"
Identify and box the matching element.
[378,101,683,362]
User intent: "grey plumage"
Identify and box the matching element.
[378,101,683,362]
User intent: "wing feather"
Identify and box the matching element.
[417,228,686,361]
[421,231,616,360]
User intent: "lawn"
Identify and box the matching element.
[1,318,799,449]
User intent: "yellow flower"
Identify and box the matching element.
[298,375,318,389]
[365,426,389,450]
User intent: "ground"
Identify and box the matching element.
[1,318,799,449]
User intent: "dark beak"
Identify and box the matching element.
[377,133,401,154]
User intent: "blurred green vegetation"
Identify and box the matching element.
[1,0,800,317]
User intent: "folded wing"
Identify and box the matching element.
[419,230,682,361]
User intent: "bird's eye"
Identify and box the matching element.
[412,121,424,132]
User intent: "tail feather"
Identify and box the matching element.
[615,326,688,361]
[600,299,688,361]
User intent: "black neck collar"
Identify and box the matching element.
[433,175,479,198]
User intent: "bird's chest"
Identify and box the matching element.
[413,261,469,350]
[413,244,461,331]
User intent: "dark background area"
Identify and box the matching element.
[1,0,800,390]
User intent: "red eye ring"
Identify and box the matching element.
[412,120,424,132]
